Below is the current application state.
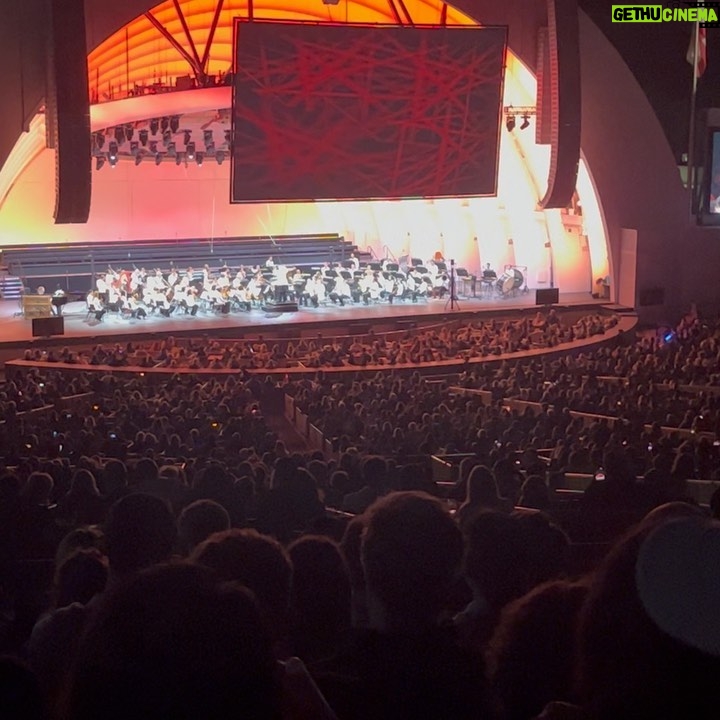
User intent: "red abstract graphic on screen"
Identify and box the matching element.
[231,21,507,203]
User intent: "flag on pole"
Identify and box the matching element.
[687,24,708,78]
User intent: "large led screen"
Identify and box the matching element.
[231,21,507,203]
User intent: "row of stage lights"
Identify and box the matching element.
[503,105,536,132]
[92,117,232,170]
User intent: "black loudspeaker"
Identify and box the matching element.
[51,0,91,224]
[32,316,65,337]
[536,287,560,305]
[538,0,581,209]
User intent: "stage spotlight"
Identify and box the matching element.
[162,129,172,146]
[150,118,159,135]
[108,141,119,161]
[108,152,118,168]
[203,129,214,145]
[196,152,204,167]
[130,141,139,157]
[94,132,105,150]
[170,115,180,133]
[183,130,192,146]
[160,116,170,132]
[205,142,215,154]
[505,115,516,132]
[155,153,162,166]
[114,126,125,144]
[520,115,530,130]
[166,142,176,156]
[216,150,225,165]
[149,140,158,154]
[139,129,149,146]
[175,152,184,166]
[186,142,195,160]
[125,125,134,142]
[95,155,105,170]
[224,129,232,145]
[135,154,143,166]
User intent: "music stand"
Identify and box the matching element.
[445,259,460,311]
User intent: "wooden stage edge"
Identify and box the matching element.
[0,292,623,353]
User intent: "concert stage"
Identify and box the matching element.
[0,290,611,355]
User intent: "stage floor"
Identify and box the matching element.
[0,290,608,348]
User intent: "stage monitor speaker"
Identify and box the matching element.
[536,287,559,305]
[51,0,91,224]
[32,316,65,337]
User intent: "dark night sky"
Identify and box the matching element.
[579,0,720,160]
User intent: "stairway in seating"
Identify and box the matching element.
[0,275,23,300]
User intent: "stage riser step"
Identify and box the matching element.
[0,276,23,299]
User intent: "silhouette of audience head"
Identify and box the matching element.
[362,491,463,630]
[191,528,292,630]
[66,563,281,720]
[177,499,231,555]
[104,493,176,578]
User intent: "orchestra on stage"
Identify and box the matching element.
[80,254,522,320]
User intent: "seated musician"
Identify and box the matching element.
[482,263,497,281]
[329,273,352,306]
[180,286,199,316]
[290,268,307,305]
[266,255,275,268]
[106,283,122,313]
[51,287,66,316]
[167,268,179,287]
[229,284,251,312]
[348,252,360,271]
[122,291,147,319]
[305,272,326,308]
[86,290,106,321]
[95,273,109,303]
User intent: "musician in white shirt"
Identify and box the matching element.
[330,275,351,306]
[86,291,105,321]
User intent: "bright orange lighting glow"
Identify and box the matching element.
[88,0,477,102]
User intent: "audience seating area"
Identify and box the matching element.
[1,305,720,719]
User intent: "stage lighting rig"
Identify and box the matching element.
[96,156,106,170]
[186,142,196,160]
[161,116,170,132]
[149,141,158,154]
[502,105,536,132]
[216,150,225,165]
[175,152,184,166]
[196,152,204,167]
[130,141,139,157]
[155,153,163,166]
[94,132,105,150]
[170,115,180,133]
[108,141,119,161]
[125,125,134,142]
[139,129,149,146]
[114,126,125,145]
[183,130,192,146]
[150,118,159,135]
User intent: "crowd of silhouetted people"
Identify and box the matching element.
[20,311,618,370]
[1,307,720,719]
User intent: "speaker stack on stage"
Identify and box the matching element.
[32,316,65,337]
[535,288,559,305]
